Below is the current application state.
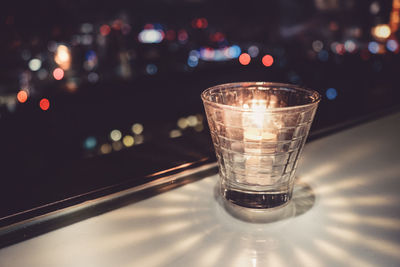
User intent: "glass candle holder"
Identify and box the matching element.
[201,82,320,209]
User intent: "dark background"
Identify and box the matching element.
[0,0,399,222]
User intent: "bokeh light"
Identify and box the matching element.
[247,45,259,58]
[187,55,199,67]
[326,88,338,100]
[100,24,111,36]
[37,69,48,80]
[344,40,357,53]
[228,45,241,58]
[28,58,41,71]
[262,54,274,67]
[131,123,144,135]
[100,143,112,154]
[312,40,324,52]
[88,72,99,83]
[84,136,97,150]
[187,115,198,127]
[177,30,188,42]
[110,129,122,141]
[17,90,28,103]
[53,68,64,80]
[112,141,123,151]
[318,50,329,61]
[122,135,134,147]
[372,24,391,40]
[54,45,71,70]
[239,53,251,65]
[387,39,399,52]
[39,98,50,111]
[368,41,380,54]
[177,118,189,129]
[146,64,158,75]
[138,29,164,44]
[170,129,182,138]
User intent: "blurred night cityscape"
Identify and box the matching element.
[0,0,400,221]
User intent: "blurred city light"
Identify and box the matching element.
[387,39,399,52]
[122,135,134,147]
[326,88,338,100]
[187,55,199,67]
[17,90,28,103]
[100,24,111,36]
[131,123,144,135]
[192,18,208,29]
[37,69,48,80]
[177,29,188,43]
[187,115,198,127]
[228,45,241,58]
[262,54,274,67]
[169,129,182,138]
[239,53,251,65]
[247,45,259,58]
[312,40,324,52]
[88,72,99,83]
[28,58,42,71]
[110,129,122,141]
[100,143,112,154]
[84,136,97,150]
[53,68,64,80]
[318,50,329,61]
[39,98,50,111]
[146,64,158,75]
[368,41,380,54]
[112,141,123,151]
[372,24,391,40]
[177,118,189,129]
[344,40,357,53]
[165,30,176,41]
[138,29,165,44]
[54,45,71,70]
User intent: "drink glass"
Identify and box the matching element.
[201,82,320,209]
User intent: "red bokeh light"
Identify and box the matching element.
[239,53,251,65]
[53,68,64,80]
[39,98,50,111]
[166,30,176,41]
[210,32,225,42]
[100,24,111,36]
[262,55,274,67]
[178,30,188,42]
[192,18,208,29]
[17,90,28,103]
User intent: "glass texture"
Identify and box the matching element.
[202,82,320,209]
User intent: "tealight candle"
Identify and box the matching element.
[202,82,320,209]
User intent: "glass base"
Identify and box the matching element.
[222,187,293,209]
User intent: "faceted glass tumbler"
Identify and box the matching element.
[201,82,320,209]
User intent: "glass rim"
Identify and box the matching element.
[201,82,321,112]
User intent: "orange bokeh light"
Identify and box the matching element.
[53,68,64,80]
[39,98,50,111]
[17,90,28,103]
[262,54,274,67]
[239,53,251,65]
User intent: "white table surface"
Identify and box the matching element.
[1,113,400,267]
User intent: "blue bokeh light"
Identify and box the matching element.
[368,41,379,54]
[187,55,199,67]
[146,64,158,75]
[318,50,329,62]
[228,45,241,58]
[386,40,398,52]
[84,136,97,150]
[326,88,337,100]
